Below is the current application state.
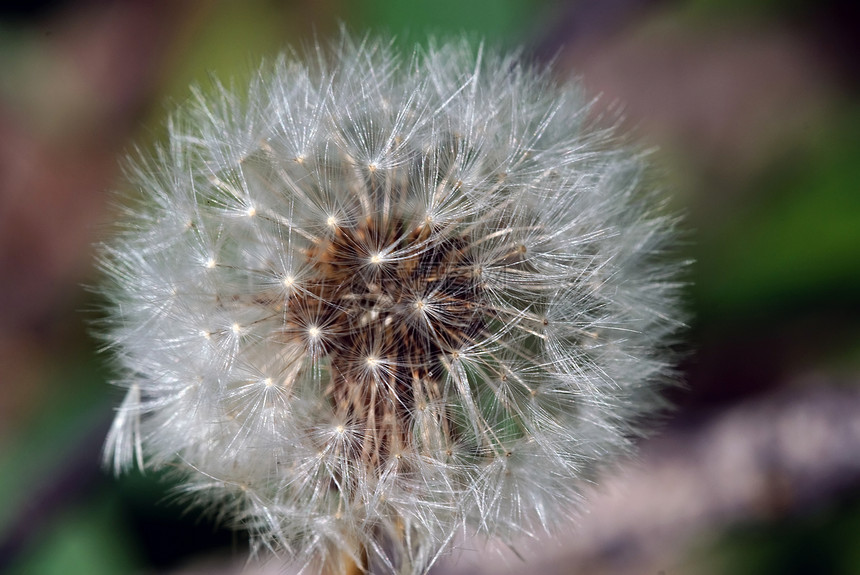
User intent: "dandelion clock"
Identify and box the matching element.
[99,34,685,575]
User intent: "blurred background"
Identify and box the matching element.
[1,0,859,573]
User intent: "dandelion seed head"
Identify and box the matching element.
[99,33,685,575]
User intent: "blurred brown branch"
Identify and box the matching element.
[436,379,860,574]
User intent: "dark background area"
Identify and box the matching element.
[1,0,859,573]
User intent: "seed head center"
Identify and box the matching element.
[281,216,486,466]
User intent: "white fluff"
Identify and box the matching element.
[98,34,685,575]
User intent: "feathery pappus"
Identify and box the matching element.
[99,34,685,575]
